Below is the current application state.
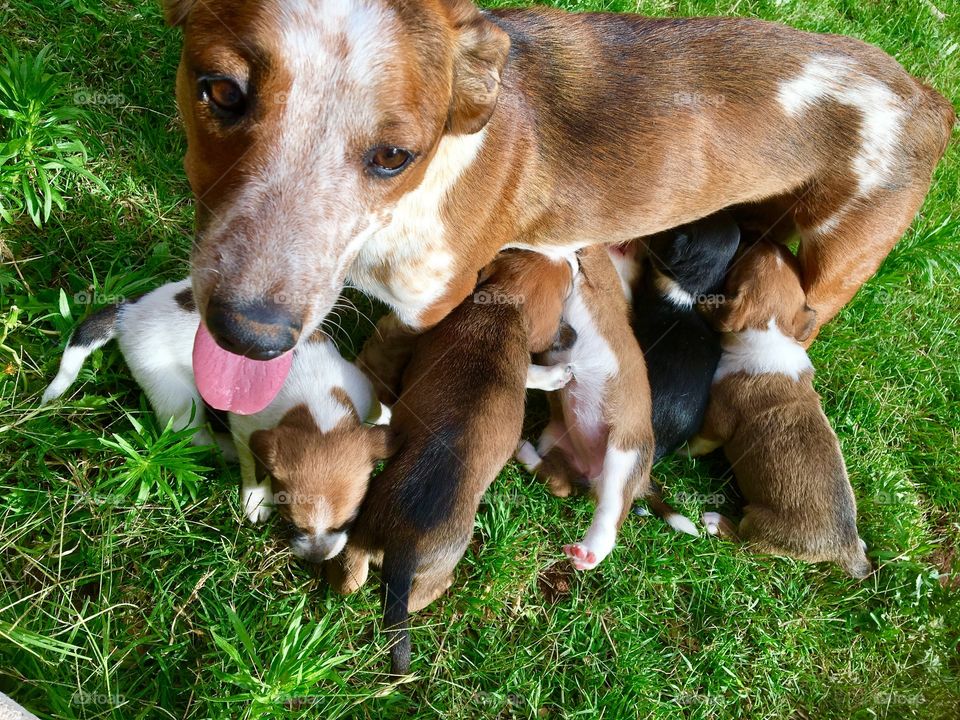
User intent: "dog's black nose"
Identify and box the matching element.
[205,296,301,360]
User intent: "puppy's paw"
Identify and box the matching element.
[683,436,723,458]
[243,486,273,525]
[701,511,738,540]
[515,441,542,473]
[702,512,723,536]
[563,543,599,571]
[547,476,575,498]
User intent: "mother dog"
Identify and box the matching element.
[161,0,953,410]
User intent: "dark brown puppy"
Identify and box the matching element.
[689,241,872,578]
[328,250,573,675]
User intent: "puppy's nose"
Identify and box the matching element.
[205,295,301,360]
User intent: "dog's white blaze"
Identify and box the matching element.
[579,446,640,565]
[778,55,905,196]
[350,130,488,327]
[715,317,814,381]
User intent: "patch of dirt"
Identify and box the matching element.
[537,561,572,604]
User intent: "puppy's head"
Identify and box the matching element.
[249,405,396,563]
[480,250,576,353]
[713,241,817,341]
[648,212,742,297]
[163,0,510,358]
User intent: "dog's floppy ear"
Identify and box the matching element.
[792,304,818,342]
[366,425,402,462]
[160,0,194,26]
[249,429,279,482]
[709,294,747,334]
[446,1,511,135]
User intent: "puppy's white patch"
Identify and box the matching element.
[715,317,813,381]
[778,55,905,196]
[653,270,695,308]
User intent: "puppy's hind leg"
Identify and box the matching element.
[565,447,647,570]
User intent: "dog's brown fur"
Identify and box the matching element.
[328,250,572,674]
[164,0,953,357]
[691,241,872,578]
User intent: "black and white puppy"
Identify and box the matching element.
[618,212,741,462]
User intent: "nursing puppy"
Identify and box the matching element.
[327,250,573,675]
[516,246,659,570]
[42,281,390,558]
[689,241,872,578]
[627,212,741,462]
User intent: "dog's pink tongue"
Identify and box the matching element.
[192,323,293,415]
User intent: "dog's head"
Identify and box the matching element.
[713,240,817,341]
[164,0,509,361]
[249,405,396,562]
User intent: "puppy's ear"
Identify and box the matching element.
[446,2,511,135]
[160,0,194,26]
[709,294,747,334]
[792,305,818,342]
[366,426,401,461]
[249,429,278,482]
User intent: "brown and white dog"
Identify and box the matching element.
[327,250,573,675]
[516,246,666,571]
[161,0,953,413]
[688,240,872,578]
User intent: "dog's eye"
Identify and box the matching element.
[199,77,247,119]
[364,146,414,178]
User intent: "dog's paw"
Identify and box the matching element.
[563,543,599,571]
[548,476,575,498]
[243,486,273,525]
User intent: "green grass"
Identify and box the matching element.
[1,0,958,717]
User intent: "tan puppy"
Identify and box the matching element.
[328,250,573,675]
[517,246,662,570]
[689,241,872,578]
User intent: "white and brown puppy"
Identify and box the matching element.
[689,241,872,578]
[162,0,952,423]
[517,246,672,571]
[328,250,574,675]
[42,280,390,560]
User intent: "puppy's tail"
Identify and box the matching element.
[635,489,700,537]
[381,551,416,676]
[41,304,121,404]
